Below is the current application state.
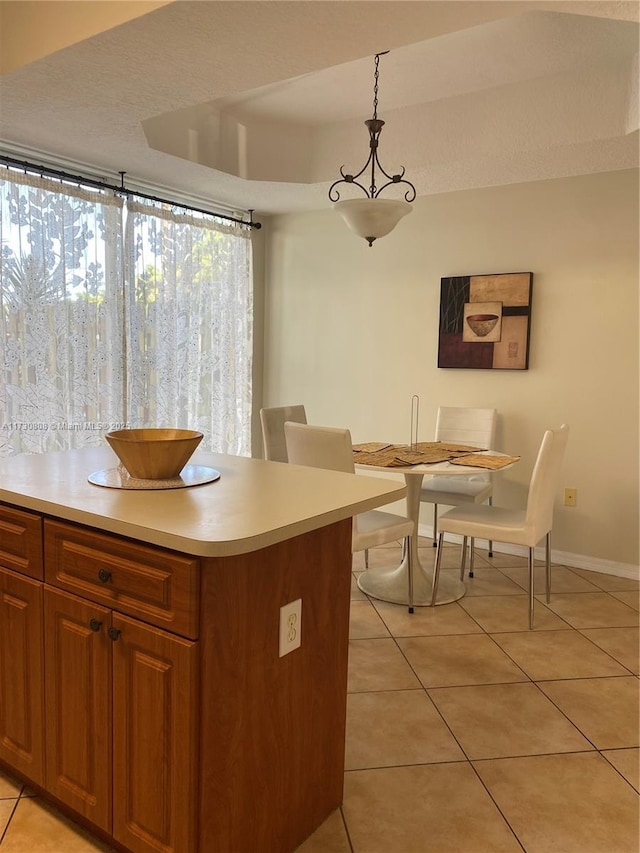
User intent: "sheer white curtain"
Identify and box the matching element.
[0,171,253,458]
[124,200,253,455]
[0,172,125,455]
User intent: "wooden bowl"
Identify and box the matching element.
[105,428,203,479]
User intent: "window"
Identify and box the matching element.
[0,171,252,457]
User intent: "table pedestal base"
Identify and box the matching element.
[356,471,466,607]
[357,553,465,607]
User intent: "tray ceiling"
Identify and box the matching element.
[0,0,637,216]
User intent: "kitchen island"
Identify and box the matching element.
[0,447,406,853]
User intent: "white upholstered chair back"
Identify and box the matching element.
[435,407,497,453]
[284,422,354,474]
[525,424,570,543]
[260,405,307,462]
[421,407,498,554]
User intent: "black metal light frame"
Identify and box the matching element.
[328,52,416,204]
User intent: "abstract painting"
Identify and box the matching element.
[438,272,533,370]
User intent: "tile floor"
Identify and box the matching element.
[1,540,638,852]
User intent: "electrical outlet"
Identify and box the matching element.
[564,488,577,507]
[279,599,302,657]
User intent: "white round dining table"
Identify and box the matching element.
[354,453,518,607]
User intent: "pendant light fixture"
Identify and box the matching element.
[329,51,416,247]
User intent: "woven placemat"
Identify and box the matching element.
[429,442,485,453]
[353,442,474,468]
[450,454,520,470]
[352,442,394,453]
[394,447,457,465]
[352,447,407,467]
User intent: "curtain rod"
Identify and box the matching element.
[0,155,262,231]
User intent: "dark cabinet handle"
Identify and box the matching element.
[98,569,112,584]
[108,627,121,641]
[89,618,102,632]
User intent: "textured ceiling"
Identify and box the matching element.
[0,0,638,218]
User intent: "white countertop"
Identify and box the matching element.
[0,447,407,557]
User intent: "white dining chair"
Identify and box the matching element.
[284,422,417,612]
[430,424,569,629]
[420,406,497,569]
[260,404,307,462]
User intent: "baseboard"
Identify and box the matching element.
[418,524,640,581]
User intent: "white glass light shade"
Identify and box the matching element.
[333,198,413,246]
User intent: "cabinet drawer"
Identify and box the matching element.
[0,504,43,580]
[44,520,199,639]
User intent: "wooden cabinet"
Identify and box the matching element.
[0,566,44,785]
[0,499,353,852]
[0,504,43,581]
[0,510,198,853]
[43,581,197,853]
[112,613,197,853]
[44,587,111,830]
[44,520,199,639]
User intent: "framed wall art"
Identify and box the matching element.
[438,272,533,370]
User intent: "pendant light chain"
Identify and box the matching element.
[372,53,381,121]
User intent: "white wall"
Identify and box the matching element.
[261,169,639,572]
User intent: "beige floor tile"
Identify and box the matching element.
[542,592,639,629]
[19,786,37,798]
[611,590,640,611]
[349,599,390,639]
[295,808,351,852]
[429,682,593,759]
[371,599,484,637]
[462,546,495,565]
[0,799,17,835]
[499,564,602,593]
[417,536,437,553]
[2,546,635,853]
[579,627,640,674]
[350,573,367,601]
[602,747,640,792]
[490,629,630,680]
[352,543,403,572]
[472,550,541,569]
[345,690,464,770]
[0,797,115,852]
[397,634,528,688]
[342,763,521,853]
[538,676,640,749]
[416,545,472,571]
[439,567,524,597]
[474,751,640,853]
[347,638,420,693]
[571,568,640,592]
[459,594,571,633]
[0,768,22,799]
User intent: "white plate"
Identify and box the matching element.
[88,464,220,490]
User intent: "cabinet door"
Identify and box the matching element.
[112,613,198,853]
[0,568,44,784]
[44,587,112,831]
